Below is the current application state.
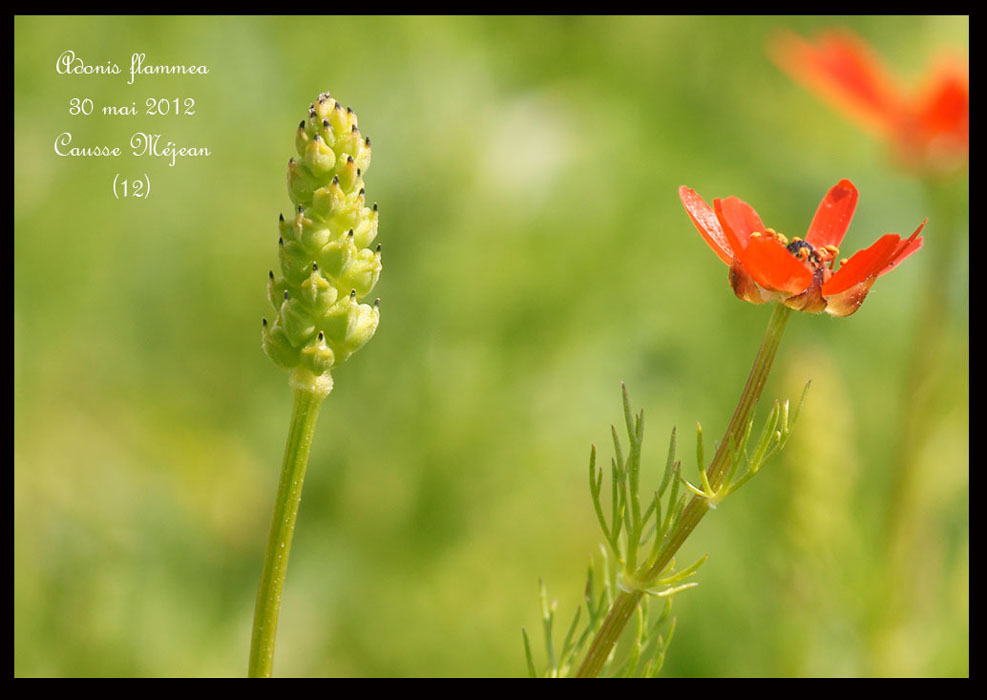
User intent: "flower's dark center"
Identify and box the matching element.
[789,238,841,268]
[786,238,812,256]
[786,238,820,264]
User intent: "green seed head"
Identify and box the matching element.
[263,93,381,383]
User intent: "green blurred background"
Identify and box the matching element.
[14,15,968,677]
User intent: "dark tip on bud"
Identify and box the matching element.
[347,155,354,164]
[297,204,303,213]
[323,119,329,127]
[284,290,289,299]
[318,98,325,105]
[350,289,356,298]
[278,237,284,245]
[288,157,294,164]
[332,175,339,185]
[373,203,378,211]
[299,120,305,129]
[279,213,284,222]
[351,124,358,133]
[376,243,381,252]
[318,331,324,340]
[262,317,268,326]
[357,169,362,176]
[346,106,353,113]
[348,229,354,237]
[365,136,371,146]
[359,188,365,196]
[374,298,380,308]
[312,262,318,271]
[269,270,274,279]
[334,102,342,110]
[314,134,321,142]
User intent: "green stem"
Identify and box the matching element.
[248,383,327,678]
[579,589,644,677]
[883,175,962,546]
[576,303,792,678]
[869,175,965,674]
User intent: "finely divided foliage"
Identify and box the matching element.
[527,379,808,677]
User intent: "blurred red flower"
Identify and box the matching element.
[679,180,925,317]
[771,29,968,175]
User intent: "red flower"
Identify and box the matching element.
[771,29,969,175]
[679,180,925,317]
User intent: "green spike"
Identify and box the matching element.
[263,93,381,385]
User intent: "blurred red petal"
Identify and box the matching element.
[772,29,905,137]
[916,64,969,145]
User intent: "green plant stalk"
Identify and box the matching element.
[251,93,378,677]
[576,303,792,678]
[883,175,961,545]
[869,175,965,674]
[248,378,329,678]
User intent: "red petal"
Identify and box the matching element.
[771,30,905,137]
[821,233,900,297]
[878,220,926,277]
[743,235,814,295]
[805,179,858,249]
[714,196,766,242]
[916,63,969,146]
[679,186,734,266]
[713,196,767,273]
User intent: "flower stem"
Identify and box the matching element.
[248,384,327,678]
[575,303,792,678]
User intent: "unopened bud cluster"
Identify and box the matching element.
[262,93,381,380]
